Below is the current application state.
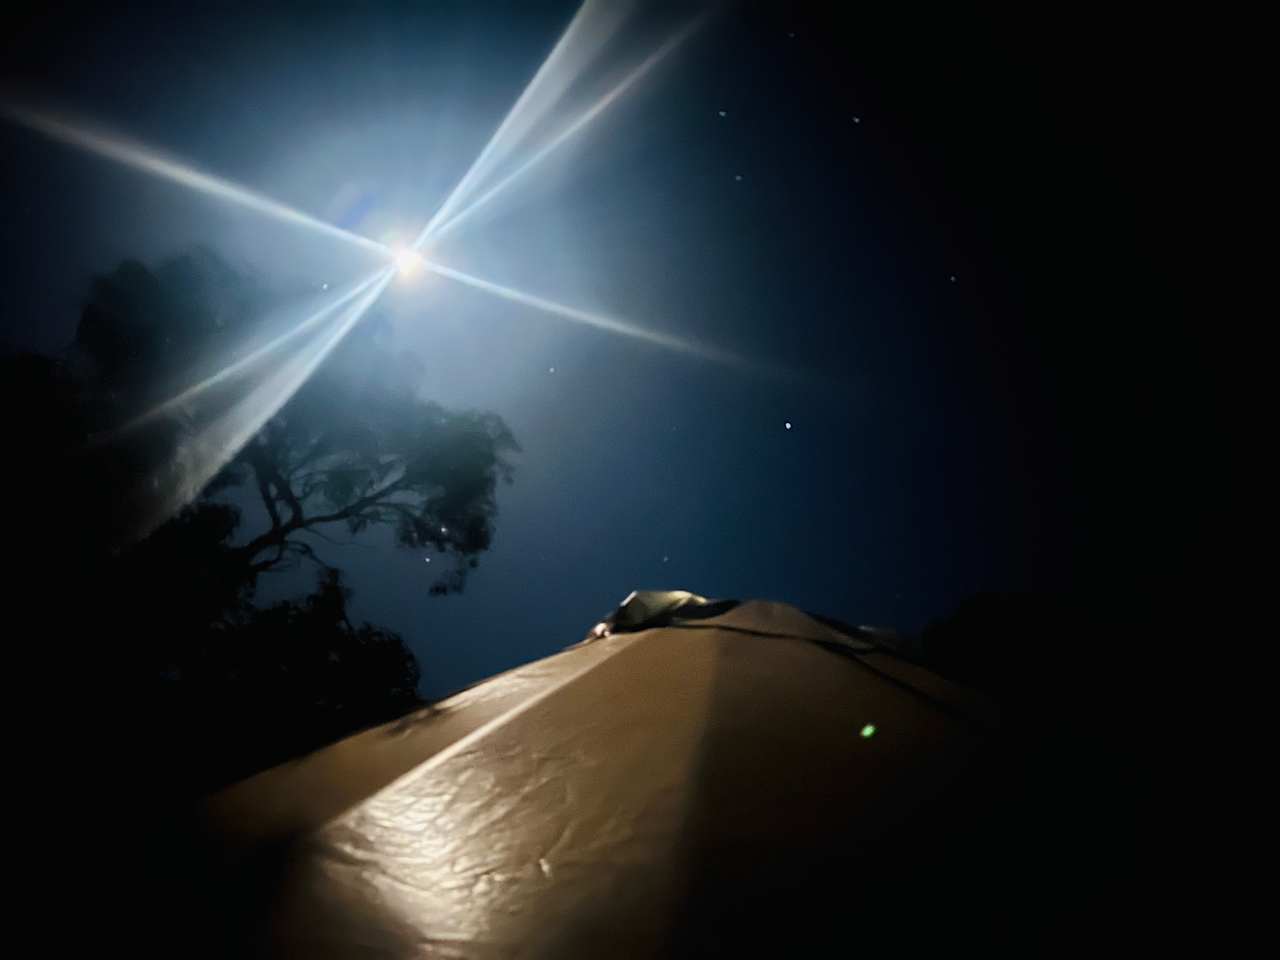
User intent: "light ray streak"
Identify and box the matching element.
[426,18,702,245]
[0,102,388,258]
[105,271,385,440]
[3,24,720,375]
[136,267,397,541]
[420,259,761,372]
[411,0,632,248]
[5,9,772,547]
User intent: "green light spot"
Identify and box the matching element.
[860,723,877,739]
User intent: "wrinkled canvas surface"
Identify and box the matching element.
[192,596,1016,957]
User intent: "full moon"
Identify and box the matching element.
[394,246,424,278]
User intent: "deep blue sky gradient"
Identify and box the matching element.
[1,2,1193,697]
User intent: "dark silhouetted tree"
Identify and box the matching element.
[4,248,518,791]
[68,248,517,591]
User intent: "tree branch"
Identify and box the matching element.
[263,453,305,527]
[234,475,411,566]
[250,540,288,574]
[301,526,373,549]
[287,539,335,572]
[245,444,282,532]
[301,477,411,528]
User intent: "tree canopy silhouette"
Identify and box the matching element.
[4,249,518,791]
[69,249,517,591]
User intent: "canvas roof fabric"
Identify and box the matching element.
[185,591,1039,957]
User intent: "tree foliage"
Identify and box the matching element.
[70,248,518,594]
[3,248,518,791]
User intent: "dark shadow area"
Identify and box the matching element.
[660,602,1149,957]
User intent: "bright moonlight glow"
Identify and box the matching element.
[394,246,424,278]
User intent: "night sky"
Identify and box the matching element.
[1,2,1197,699]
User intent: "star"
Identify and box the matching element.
[852,116,861,124]
[785,421,792,430]
[949,274,957,283]
[321,282,329,290]
[548,366,556,373]
[787,31,796,39]
[734,173,744,181]
[718,110,727,118]
[662,555,669,563]
[424,557,431,564]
